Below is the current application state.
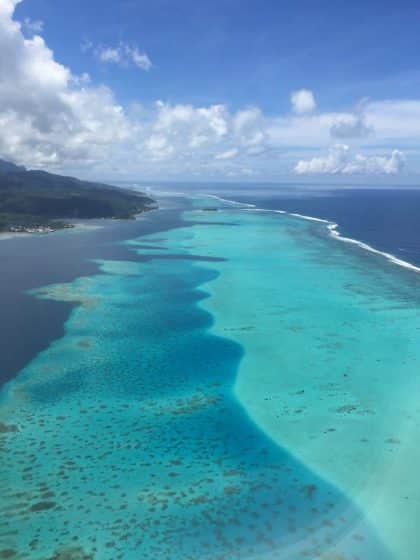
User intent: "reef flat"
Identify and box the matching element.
[0,195,401,559]
[188,202,420,560]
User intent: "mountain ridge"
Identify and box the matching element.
[0,159,155,232]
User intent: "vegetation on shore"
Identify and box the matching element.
[0,159,155,233]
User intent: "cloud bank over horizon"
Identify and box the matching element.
[0,0,418,181]
[294,144,405,176]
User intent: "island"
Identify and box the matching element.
[0,159,156,233]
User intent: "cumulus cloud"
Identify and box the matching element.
[0,1,415,179]
[294,144,350,174]
[290,89,316,114]
[294,144,405,175]
[143,102,271,165]
[0,1,135,169]
[145,101,229,159]
[0,0,18,17]
[344,149,405,175]
[232,107,268,150]
[94,42,152,71]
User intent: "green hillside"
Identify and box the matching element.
[0,160,155,232]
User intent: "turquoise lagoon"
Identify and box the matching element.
[1,194,419,559]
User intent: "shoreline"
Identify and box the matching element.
[0,206,158,242]
[0,202,181,388]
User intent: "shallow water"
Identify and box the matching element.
[186,202,420,560]
[1,194,417,559]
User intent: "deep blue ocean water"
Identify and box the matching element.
[150,183,420,269]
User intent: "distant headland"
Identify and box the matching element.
[0,159,156,233]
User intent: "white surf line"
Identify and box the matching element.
[289,212,330,223]
[200,191,420,275]
[326,222,420,273]
[147,189,420,275]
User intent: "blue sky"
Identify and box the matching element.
[15,0,420,111]
[1,0,420,182]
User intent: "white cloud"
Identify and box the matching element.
[0,1,418,180]
[344,149,405,175]
[290,89,316,114]
[145,134,174,160]
[294,144,350,174]
[145,101,229,159]
[330,113,372,139]
[233,107,268,150]
[215,148,239,160]
[94,42,152,71]
[97,47,121,64]
[329,99,372,139]
[0,1,135,169]
[294,144,405,175]
[0,0,19,17]
[129,47,152,71]
[364,100,420,144]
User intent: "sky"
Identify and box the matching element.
[1,0,420,183]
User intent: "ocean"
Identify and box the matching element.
[1,184,420,559]
[161,182,420,270]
